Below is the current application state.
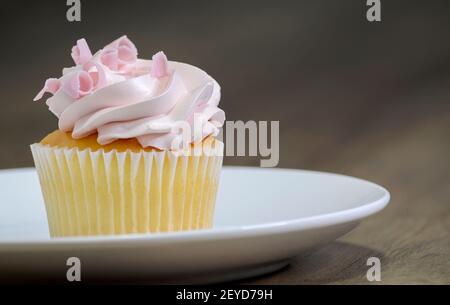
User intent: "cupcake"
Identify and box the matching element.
[31,36,225,237]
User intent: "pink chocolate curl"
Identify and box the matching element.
[33,78,61,101]
[71,38,92,65]
[62,71,94,99]
[61,62,107,99]
[150,51,169,79]
[101,35,138,71]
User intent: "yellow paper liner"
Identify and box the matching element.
[30,143,223,237]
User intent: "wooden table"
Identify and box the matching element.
[239,94,450,284]
[1,0,449,284]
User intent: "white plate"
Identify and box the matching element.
[0,166,389,283]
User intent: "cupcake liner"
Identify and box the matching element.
[30,142,223,237]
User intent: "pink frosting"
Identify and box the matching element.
[34,36,224,150]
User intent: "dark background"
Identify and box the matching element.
[0,0,449,283]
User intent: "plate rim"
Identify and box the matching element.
[0,166,390,247]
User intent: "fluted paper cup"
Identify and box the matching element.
[30,142,223,237]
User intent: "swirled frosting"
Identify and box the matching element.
[34,36,225,150]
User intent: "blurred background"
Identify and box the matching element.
[1,0,450,173]
[0,0,449,283]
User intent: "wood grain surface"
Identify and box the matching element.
[0,0,449,284]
